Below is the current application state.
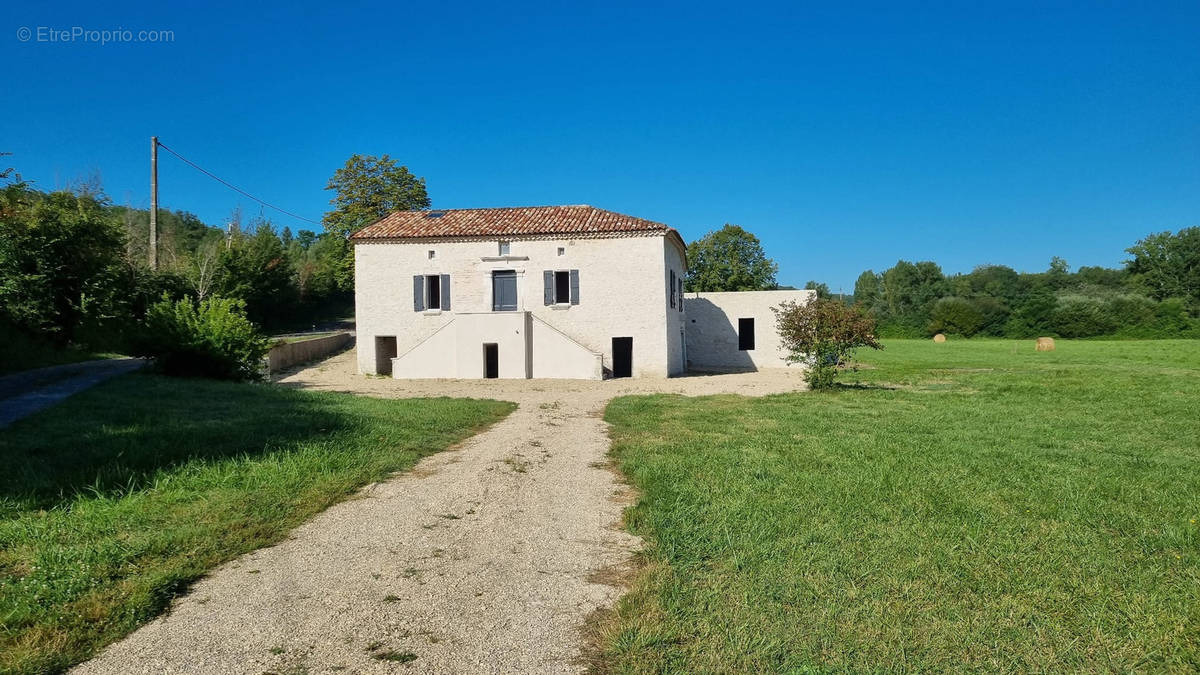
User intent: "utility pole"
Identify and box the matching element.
[150,136,159,270]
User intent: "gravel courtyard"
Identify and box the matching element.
[75,349,805,674]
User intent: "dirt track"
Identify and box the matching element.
[75,349,805,674]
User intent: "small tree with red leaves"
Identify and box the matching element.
[773,298,883,390]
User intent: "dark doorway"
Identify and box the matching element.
[375,336,397,375]
[483,343,499,378]
[611,337,633,378]
[492,270,517,311]
[738,318,756,351]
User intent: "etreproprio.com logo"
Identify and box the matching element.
[16,26,174,44]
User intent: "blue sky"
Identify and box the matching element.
[4,1,1198,291]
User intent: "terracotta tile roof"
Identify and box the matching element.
[350,205,672,240]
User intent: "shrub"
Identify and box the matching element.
[1052,296,1117,338]
[774,298,883,390]
[927,297,984,337]
[135,295,270,380]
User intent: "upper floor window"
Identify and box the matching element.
[543,269,579,305]
[498,241,511,256]
[557,247,566,256]
[413,274,450,311]
[669,270,676,308]
[428,250,436,259]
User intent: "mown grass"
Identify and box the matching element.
[0,374,514,674]
[601,339,1200,672]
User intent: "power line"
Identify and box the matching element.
[154,140,322,226]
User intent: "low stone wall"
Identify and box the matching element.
[267,333,353,375]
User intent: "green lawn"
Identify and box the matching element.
[0,375,513,674]
[273,331,340,344]
[601,339,1200,672]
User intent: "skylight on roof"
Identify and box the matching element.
[426,211,445,218]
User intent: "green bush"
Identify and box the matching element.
[774,299,883,390]
[928,297,985,337]
[1052,296,1117,338]
[135,295,269,380]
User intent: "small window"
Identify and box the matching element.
[678,279,684,312]
[557,247,565,256]
[738,318,755,351]
[428,250,436,259]
[426,274,441,309]
[498,241,511,256]
[669,270,675,308]
[554,271,571,303]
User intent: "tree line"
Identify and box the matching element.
[851,229,1200,338]
[1,154,429,370]
[685,222,1200,339]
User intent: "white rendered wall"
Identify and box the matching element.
[530,316,603,379]
[355,233,677,378]
[684,290,816,371]
[663,239,687,376]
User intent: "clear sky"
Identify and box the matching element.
[4,1,1198,291]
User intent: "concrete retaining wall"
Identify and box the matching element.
[267,332,353,374]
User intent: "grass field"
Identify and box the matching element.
[601,340,1199,672]
[0,375,514,674]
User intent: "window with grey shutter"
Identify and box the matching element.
[544,270,554,305]
[569,269,579,305]
[678,278,684,312]
[440,274,451,310]
[493,270,518,311]
[413,275,425,312]
[669,270,676,308]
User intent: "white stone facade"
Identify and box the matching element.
[355,232,688,379]
[684,289,816,371]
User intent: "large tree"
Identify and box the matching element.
[323,154,431,239]
[1126,227,1200,309]
[685,224,778,292]
[0,186,127,342]
[853,270,881,308]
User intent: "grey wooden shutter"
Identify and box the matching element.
[440,274,451,311]
[669,270,676,308]
[543,270,554,305]
[678,279,684,311]
[569,269,580,305]
[413,275,425,312]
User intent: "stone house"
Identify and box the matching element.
[351,205,813,379]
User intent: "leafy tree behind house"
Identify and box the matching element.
[685,224,778,291]
[803,280,832,299]
[322,154,430,293]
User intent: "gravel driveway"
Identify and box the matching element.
[75,349,805,674]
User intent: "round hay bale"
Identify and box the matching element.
[1035,337,1056,352]
[932,333,947,343]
